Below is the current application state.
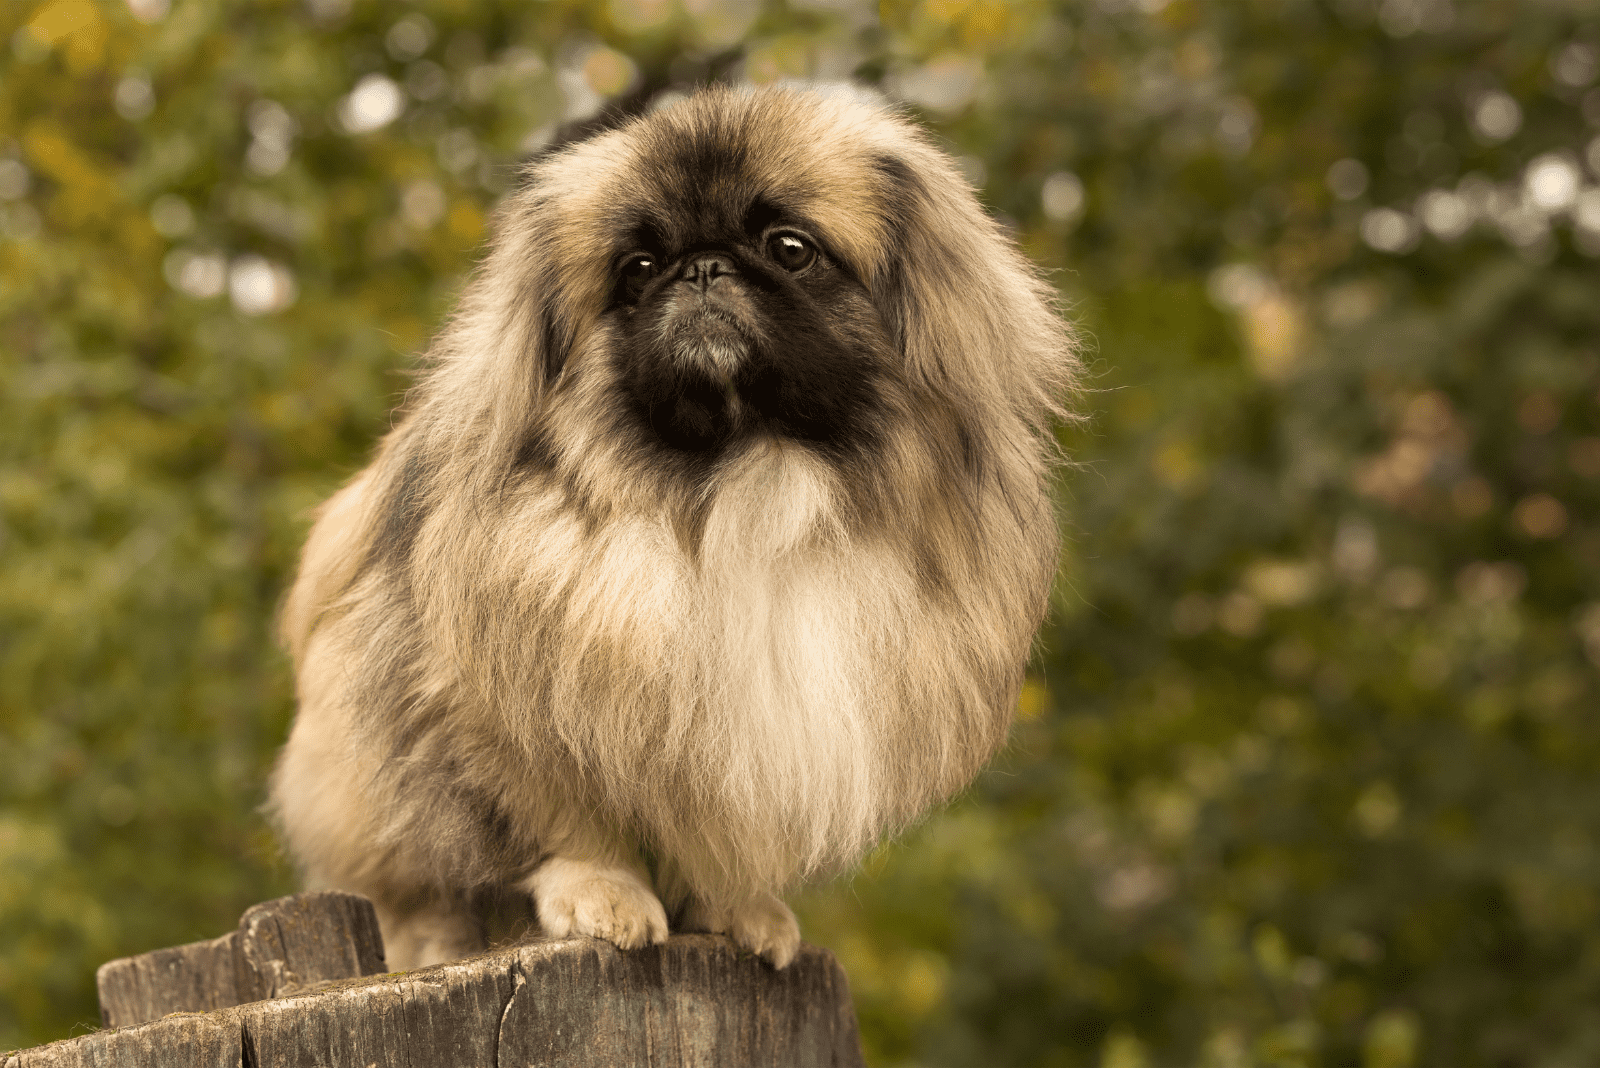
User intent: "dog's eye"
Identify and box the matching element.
[621,254,657,280]
[618,254,658,303]
[766,233,816,273]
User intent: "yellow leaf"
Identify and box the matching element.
[23,121,103,189]
[1016,676,1048,721]
[27,0,98,44]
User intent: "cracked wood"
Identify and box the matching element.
[9,932,865,1067]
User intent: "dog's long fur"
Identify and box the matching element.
[270,83,1076,970]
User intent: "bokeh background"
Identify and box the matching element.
[4,0,1600,1063]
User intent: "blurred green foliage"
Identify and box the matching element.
[4,0,1600,1064]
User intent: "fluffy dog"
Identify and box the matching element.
[270,82,1075,970]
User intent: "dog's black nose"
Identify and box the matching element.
[681,253,736,292]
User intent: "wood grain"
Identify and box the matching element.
[9,931,865,1068]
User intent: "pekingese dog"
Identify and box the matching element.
[270,83,1075,971]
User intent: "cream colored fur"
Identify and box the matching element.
[269,83,1076,970]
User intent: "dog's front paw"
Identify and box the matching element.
[681,891,801,969]
[525,857,669,950]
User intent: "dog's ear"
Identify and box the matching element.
[405,186,588,470]
[539,290,574,387]
[438,192,571,390]
[866,144,1076,434]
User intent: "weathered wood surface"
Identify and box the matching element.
[7,934,865,1068]
[94,891,385,1028]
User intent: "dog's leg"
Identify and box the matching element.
[370,890,486,970]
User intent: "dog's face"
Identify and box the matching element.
[606,185,893,458]
[500,87,960,483]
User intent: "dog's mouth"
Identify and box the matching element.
[658,278,764,371]
[669,309,750,383]
[625,287,881,458]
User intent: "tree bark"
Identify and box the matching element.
[93,891,386,1028]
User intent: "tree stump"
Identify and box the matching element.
[3,893,865,1068]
